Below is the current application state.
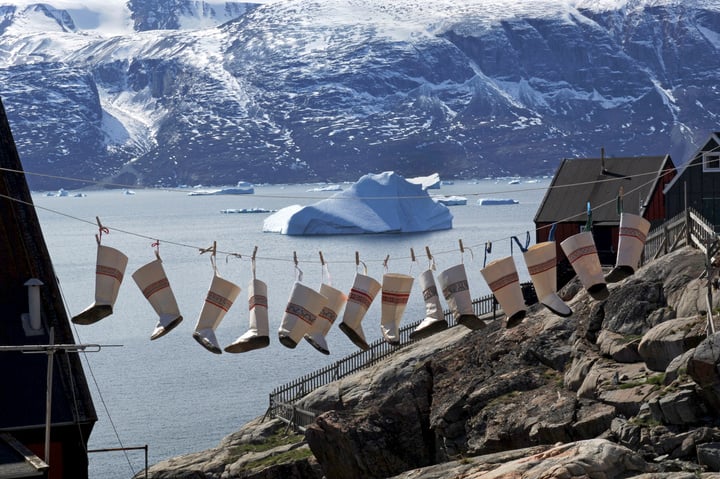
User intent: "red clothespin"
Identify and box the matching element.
[95,216,109,245]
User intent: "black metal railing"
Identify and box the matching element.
[268,286,517,415]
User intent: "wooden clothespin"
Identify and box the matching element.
[251,246,258,279]
[383,254,390,272]
[199,241,217,257]
[459,239,473,262]
[355,251,367,275]
[152,240,160,260]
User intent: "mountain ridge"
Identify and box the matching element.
[0,0,718,189]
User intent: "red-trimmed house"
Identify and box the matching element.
[534,154,676,283]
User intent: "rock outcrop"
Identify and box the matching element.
[140,246,720,478]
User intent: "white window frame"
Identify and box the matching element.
[703,152,720,172]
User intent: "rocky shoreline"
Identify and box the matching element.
[139,246,720,478]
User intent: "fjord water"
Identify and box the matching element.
[33,179,548,478]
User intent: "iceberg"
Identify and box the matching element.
[263,172,453,235]
[188,181,255,196]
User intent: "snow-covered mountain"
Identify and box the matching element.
[0,0,718,189]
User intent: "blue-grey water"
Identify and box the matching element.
[32,178,549,478]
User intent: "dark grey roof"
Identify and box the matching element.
[534,155,673,224]
[0,97,96,432]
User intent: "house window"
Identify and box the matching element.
[703,152,720,172]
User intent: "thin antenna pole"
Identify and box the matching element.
[44,328,55,464]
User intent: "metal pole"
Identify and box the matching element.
[685,181,691,247]
[44,327,54,465]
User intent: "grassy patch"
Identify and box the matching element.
[228,431,305,460]
[628,415,661,427]
[645,373,665,386]
[242,445,313,470]
[487,390,521,408]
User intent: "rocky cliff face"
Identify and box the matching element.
[140,245,720,478]
[0,1,718,189]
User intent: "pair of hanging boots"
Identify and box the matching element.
[194,274,272,354]
[73,245,187,340]
[560,213,650,301]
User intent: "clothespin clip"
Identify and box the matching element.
[383,254,390,272]
[294,251,303,282]
[409,248,417,275]
[95,216,109,245]
[199,241,218,270]
[199,241,217,257]
[151,240,160,260]
[548,223,557,242]
[251,246,258,279]
[226,251,242,263]
[617,186,624,215]
[459,239,473,263]
[510,231,531,255]
[483,241,492,268]
[425,246,435,271]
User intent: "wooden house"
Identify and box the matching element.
[534,154,676,269]
[664,132,720,229]
[0,98,97,478]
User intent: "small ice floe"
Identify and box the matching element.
[478,198,519,206]
[432,195,467,206]
[220,208,277,214]
[306,185,343,192]
[188,181,254,196]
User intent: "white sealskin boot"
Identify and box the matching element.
[437,264,485,330]
[523,242,572,318]
[561,231,609,301]
[132,258,183,340]
[605,213,651,283]
[193,273,241,354]
[380,273,414,345]
[305,283,347,355]
[225,279,270,353]
[339,273,381,351]
[410,269,448,340]
[278,282,328,349]
[481,256,527,328]
[72,244,128,325]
